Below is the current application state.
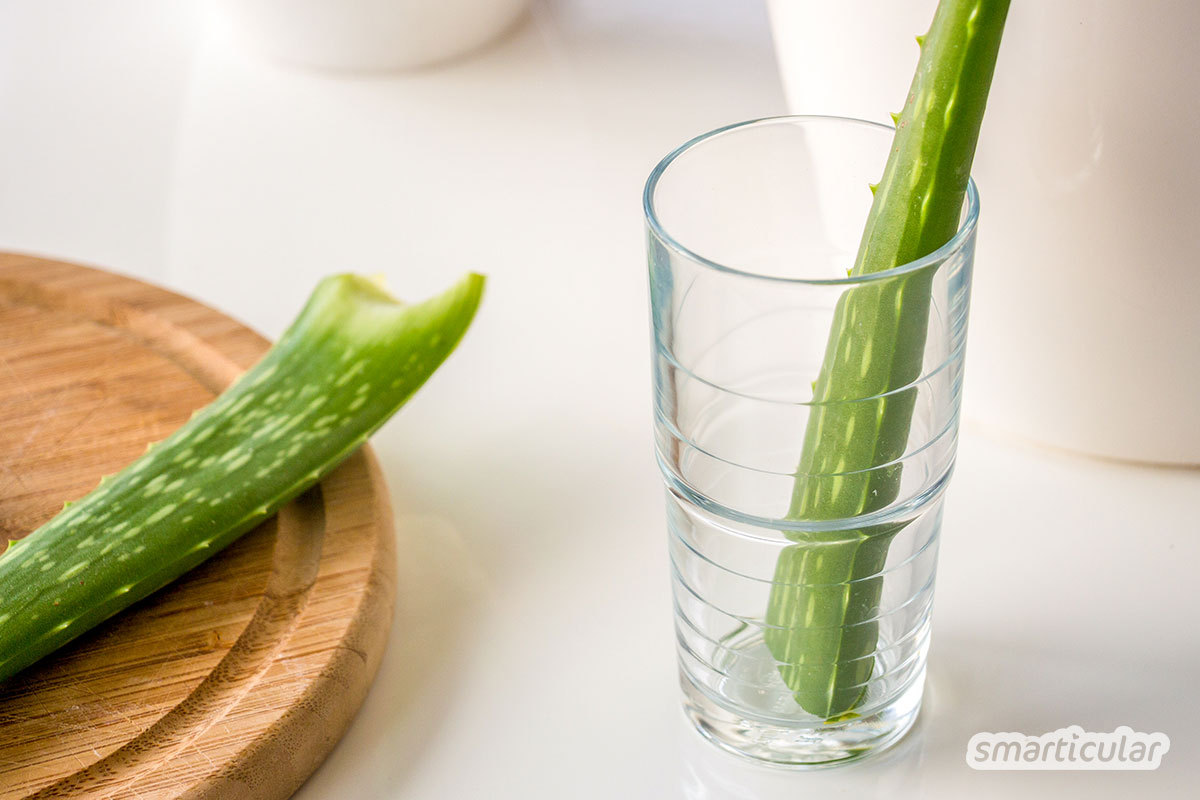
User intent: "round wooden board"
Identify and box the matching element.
[0,254,396,799]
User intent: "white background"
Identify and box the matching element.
[0,2,1195,797]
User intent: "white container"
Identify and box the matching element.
[211,0,531,72]
[768,0,1200,465]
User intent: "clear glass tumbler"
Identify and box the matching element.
[644,116,978,767]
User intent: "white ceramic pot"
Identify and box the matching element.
[768,0,1200,465]
[211,0,531,72]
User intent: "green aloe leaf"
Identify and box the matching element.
[765,0,1010,719]
[0,273,484,684]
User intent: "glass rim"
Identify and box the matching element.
[643,114,981,287]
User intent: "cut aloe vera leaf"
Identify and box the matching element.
[765,0,1009,719]
[0,272,484,684]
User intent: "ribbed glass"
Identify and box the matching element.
[645,116,977,766]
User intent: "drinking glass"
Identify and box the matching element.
[644,116,978,767]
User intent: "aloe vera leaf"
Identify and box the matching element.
[764,0,1009,718]
[0,272,484,684]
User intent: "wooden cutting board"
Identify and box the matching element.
[0,254,396,799]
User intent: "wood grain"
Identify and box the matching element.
[0,254,396,799]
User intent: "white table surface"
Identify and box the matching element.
[1,2,1196,798]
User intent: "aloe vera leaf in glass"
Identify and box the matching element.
[0,272,484,684]
[764,0,1010,719]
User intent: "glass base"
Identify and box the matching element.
[680,667,924,768]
